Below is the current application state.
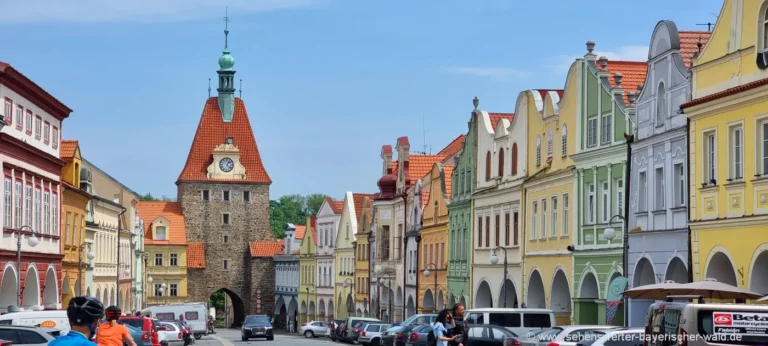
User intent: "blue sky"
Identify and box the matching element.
[0,0,722,200]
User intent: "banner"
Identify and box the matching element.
[605,276,628,326]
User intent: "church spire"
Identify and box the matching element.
[217,7,236,122]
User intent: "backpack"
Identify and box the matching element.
[427,325,437,346]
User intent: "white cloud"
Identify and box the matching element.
[443,66,531,82]
[0,0,329,23]
[548,45,649,76]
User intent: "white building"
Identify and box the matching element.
[315,198,341,319]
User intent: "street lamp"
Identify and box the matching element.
[343,278,354,317]
[423,263,439,313]
[378,274,393,323]
[489,246,509,308]
[161,282,167,304]
[77,243,95,296]
[14,226,38,309]
[603,214,628,327]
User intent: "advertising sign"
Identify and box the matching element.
[713,311,768,336]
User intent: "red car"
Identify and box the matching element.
[120,316,161,346]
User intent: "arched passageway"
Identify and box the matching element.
[0,266,18,312]
[706,252,738,287]
[423,289,435,313]
[406,296,415,317]
[575,272,599,325]
[22,267,40,309]
[751,251,768,294]
[475,281,492,308]
[209,288,246,327]
[526,272,544,308]
[550,269,571,325]
[665,257,689,284]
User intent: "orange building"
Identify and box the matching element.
[59,140,91,306]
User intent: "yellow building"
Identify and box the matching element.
[299,216,318,323]
[354,196,373,317]
[59,140,91,306]
[137,202,189,305]
[520,70,577,324]
[682,0,768,293]
[419,163,452,313]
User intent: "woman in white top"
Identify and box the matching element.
[433,309,461,346]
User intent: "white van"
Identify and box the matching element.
[464,308,556,336]
[140,302,208,339]
[0,310,70,334]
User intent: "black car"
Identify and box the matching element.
[383,324,422,346]
[241,315,275,341]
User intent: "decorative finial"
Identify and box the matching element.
[473,96,479,110]
[697,36,703,51]
[613,72,623,86]
[586,40,595,54]
[208,78,211,98]
[239,79,243,98]
[598,56,608,69]
[627,91,638,105]
[224,7,230,49]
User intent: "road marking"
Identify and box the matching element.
[211,333,235,346]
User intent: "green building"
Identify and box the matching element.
[447,99,478,308]
[570,41,646,325]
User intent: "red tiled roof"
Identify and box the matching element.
[176,97,271,184]
[295,225,306,240]
[597,61,648,105]
[420,189,431,210]
[437,135,466,156]
[291,249,300,255]
[408,155,446,182]
[250,241,283,258]
[325,197,343,214]
[60,140,78,159]
[137,202,186,245]
[352,193,374,219]
[681,76,768,109]
[187,243,206,269]
[536,89,564,100]
[488,113,515,132]
[309,216,317,245]
[679,31,711,68]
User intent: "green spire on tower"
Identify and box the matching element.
[216,7,236,122]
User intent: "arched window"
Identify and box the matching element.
[763,5,768,57]
[434,201,438,225]
[547,128,553,158]
[485,151,491,181]
[498,147,505,177]
[561,125,568,156]
[536,136,541,166]
[656,82,666,126]
[511,143,519,175]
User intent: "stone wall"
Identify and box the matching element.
[249,258,276,316]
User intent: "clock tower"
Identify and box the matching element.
[176,15,275,325]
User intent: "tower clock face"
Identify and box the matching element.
[219,158,234,172]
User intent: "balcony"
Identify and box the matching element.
[147,265,187,275]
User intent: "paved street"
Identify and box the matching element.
[201,329,335,346]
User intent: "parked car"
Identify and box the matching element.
[463,324,522,346]
[333,321,347,341]
[385,314,438,335]
[0,325,55,346]
[140,303,208,340]
[158,322,184,346]
[405,324,433,346]
[300,321,329,338]
[586,328,643,346]
[383,324,423,346]
[124,323,153,346]
[358,323,391,346]
[241,315,274,341]
[464,308,556,337]
[328,320,344,338]
[343,318,380,343]
[522,325,620,346]
[119,316,161,346]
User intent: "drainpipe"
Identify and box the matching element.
[116,206,127,307]
[401,193,408,321]
[686,118,693,283]
[623,133,633,327]
[415,234,421,314]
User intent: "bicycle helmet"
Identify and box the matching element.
[105,305,122,321]
[67,296,105,325]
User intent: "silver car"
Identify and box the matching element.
[0,325,55,346]
[159,321,185,346]
[358,323,391,346]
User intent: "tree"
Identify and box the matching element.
[268,193,329,238]
[305,193,328,216]
[140,193,176,202]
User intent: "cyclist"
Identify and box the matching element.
[97,306,137,346]
[49,296,105,346]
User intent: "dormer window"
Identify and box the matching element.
[152,217,170,240]
[155,226,167,240]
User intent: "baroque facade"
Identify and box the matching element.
[418,163,453,314]
[59,140,91,307]
[137,202,189,305]
[298,216,317,324]
[315,197,341,320]
[354,196,373,316]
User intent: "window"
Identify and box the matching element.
[2,99,10,126]
[616,179,624,217]
[674,163,685,207]
[23,185,30,229]
[730,125,743,180]
[52,127,59,149]
[494,214,500,247]
[170,284,178,297]
[170,253,179,266]
[43,191,50,234]
[511,143,518,175]
[222,213,230,225]
[704,132,716,183]
[3,179,10,228]
[15,105,22,130]
[541,199,547,239]
[346,224,350,239]
[656,82,666,126]
[222,190,230,201]
[587,183,595,223]
[485,151,491,181]
[224,235,229,243]
[202,190,209,201]
[19,330,47,344]
[433,201,438,225]
[477,216,483,246]
[547,128,554,158]
[25,110,32,134]
[465,168,470,193]
[34,116,41,140]
[154,284,164,296]
[513,212,519,245]
[655,167,665,210]
[536,136,541,166]
[551,197,558,237]
[485,215,490,247]
[601,114,612,143]
[223,260,229,270]
[498,147,505,177]
[34,188,41,231]
[563,194,569,236]
[531,202,538,239]
[65,213,72,245]
[155,226,167,240]
[243,190,250,202]
[155,253,163,266]
[587,118,598,147]
[43,121,50,144]
[638,172,647,212]
[561,125,568,156]
[14,182,22,228]
[504,212,510,246]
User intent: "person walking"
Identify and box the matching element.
[450,304,465,346]
[433,310,461,346]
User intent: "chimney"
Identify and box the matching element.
[396,136,411,165]
[381,145,393,176]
